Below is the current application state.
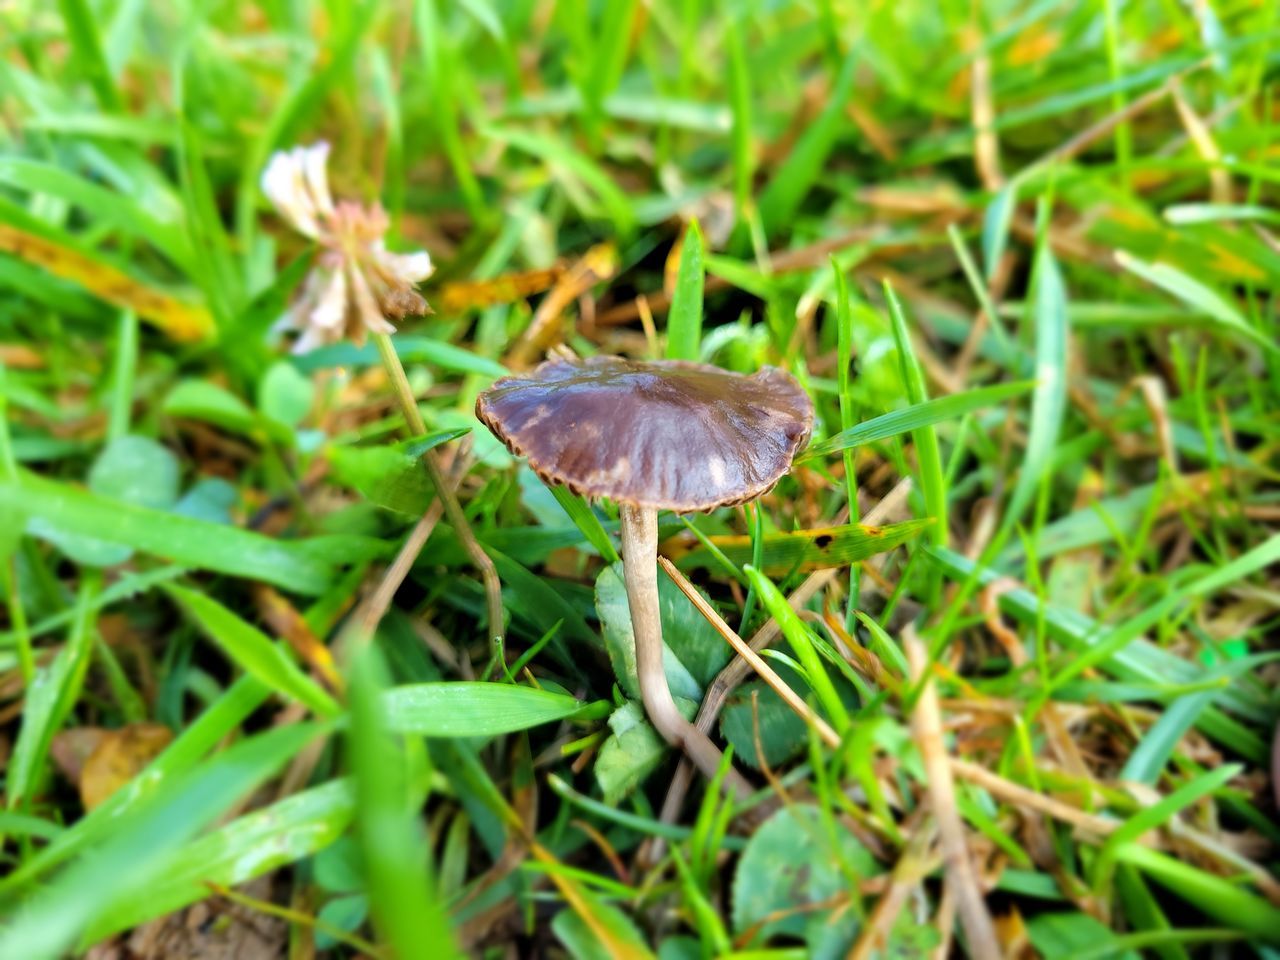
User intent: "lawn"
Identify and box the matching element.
[1,1,1278,958]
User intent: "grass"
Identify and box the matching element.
[1,2,1278,958]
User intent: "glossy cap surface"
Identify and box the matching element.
[476,355,813,512]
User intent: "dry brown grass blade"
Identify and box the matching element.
[436,265,565,313]
[904,624,1001,960]
[337,499,444,655]
[659,556,842,750]
[847,811,938,960]
[504,243,618,368]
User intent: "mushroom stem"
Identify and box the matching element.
[618,504,752,798]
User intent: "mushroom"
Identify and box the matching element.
[476,355,813,793]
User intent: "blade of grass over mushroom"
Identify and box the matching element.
[666,219,705,362]
[1000,233,1069,542]
[381,682,603,737]
[2,472,384,595]
[163,585,341,719]
[0,722,322,960]
[883,281,946,547]
[1114,251,1279,355]
[548,485,620,563]
[672,518,931,574]
[801,382,1035,460]
[349,647,462,959]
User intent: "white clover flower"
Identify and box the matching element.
[261,142,433,351]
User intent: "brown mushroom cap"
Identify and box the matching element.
[476,355,813,513]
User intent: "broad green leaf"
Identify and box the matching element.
[594,701,668,805]
[802,381,1034,459]
[595,563,727,700]
[381,681,598,737]
[328,430,469,516]
[553,902,651,960]
[666,220,704,361]
[88,435,179,508]
[293,335,508,379]
[163,379,259,437]
[258,360,315,428]
[1027,913,1139,960]
[30,434,180,567]
[164,585,341,719]
[719,679,809,770]
[4,472,383,595]
[731,805,876,955]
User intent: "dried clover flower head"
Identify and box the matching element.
[261,142,433,353]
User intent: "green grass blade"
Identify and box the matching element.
[756,49,857,234]
[82,779,355,942]
[56,0,121,110]
[1114,843,1280,939]
[1115,251,1280,356]
[883,281,947,547]
[1052,534,1280,689]
[549,485,620,563]
[802,381,1035,460]
[725,15,754,217]
[666,219,705,361]
[349,647,462,959]
[381,681,602,737]
[0,722,322,959]
[1001,236,1069,538]
[675,518,932,574]
[164,584,341,719]
[743,565,850,729]
[6,574,99,809]
[4,472,384,595]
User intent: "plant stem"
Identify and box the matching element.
[371,332,505,644]
[618,504,751,798]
